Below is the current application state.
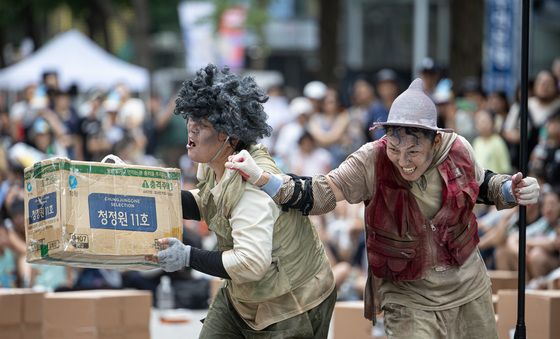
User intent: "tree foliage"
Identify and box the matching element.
[0,0,184,68]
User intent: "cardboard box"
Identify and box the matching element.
[24,157,182,270]
[498,289,560,339]
[525,290,560,339]
[333,301,383,339]
[42,328,143,339]
[42,290,151,339]
[21,290,44,339]
[0,290,23,339]
[0,289,45,339]
[497,290,517,339]
[0,290,23,327]
[22,291,44,325]
[0,326,21,339]
[488,270,518,295]
[22,325,41,339]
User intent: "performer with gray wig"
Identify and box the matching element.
[226,78,541,338]
[154,64,336,338]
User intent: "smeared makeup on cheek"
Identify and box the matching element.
[199,128,218,146]
[186,119,224,158]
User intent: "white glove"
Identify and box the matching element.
[225,149,264,185]
[156,238,190,272]
[511,172,540,205]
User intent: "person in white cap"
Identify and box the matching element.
[303,80,328,115]
[303,80,328,101]
[226,78,541,338]
[274,97,314,163]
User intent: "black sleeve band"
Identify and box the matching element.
[281,174,302,212]
[280,173,314,215]
[300,176,314,215]
[181,190,201,220]
[477,169,496,205]
[189,247,231,279]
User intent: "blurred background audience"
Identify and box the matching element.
[1,1,560,310]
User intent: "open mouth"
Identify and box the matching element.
[187,139,196,149]
[402,166,416,174]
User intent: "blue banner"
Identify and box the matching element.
[88,193,158,232]
[483,0,520,99]
[28,192,58,224]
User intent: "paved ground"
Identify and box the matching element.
[150,308,386,338]
[151,308,207,339]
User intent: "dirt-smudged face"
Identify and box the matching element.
[385,128,440,182]
[186,119,228,164]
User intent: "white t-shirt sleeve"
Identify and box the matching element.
[222,184,280,283]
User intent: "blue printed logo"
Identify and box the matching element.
[68,175,78,190]
[88,193,158,232]
[28,192,58,224]
[26,182,32,192]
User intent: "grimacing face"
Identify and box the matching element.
[385,128,440,182]
[186,119,229,164]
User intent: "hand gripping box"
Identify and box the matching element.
[23,156,182,270]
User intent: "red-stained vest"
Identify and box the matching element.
[365,138,480,281]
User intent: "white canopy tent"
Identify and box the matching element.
[0,30,149,92]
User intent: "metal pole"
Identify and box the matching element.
[345,0,363,69]
[514,0,530,338]
[412,0,429,78]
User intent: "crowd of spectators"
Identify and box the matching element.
[1,56,560,307]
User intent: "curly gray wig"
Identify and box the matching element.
[174,64,272,149]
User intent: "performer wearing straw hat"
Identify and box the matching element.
[226,78,541,338]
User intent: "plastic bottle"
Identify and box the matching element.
[156,276,175,309]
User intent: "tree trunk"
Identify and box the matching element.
[0,27,6,68]
[22,3,42,49]
[247,0,269,70]
[319,0,340,85]
[449,0,484,91]
[86,0,111,51]
[130,0,151,69]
